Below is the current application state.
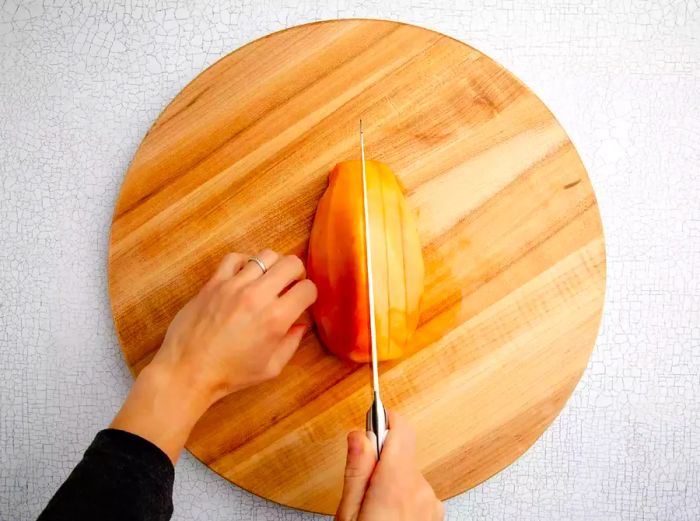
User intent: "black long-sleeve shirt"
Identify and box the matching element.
[37,429,174,521]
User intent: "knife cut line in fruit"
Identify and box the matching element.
[307,126,425,364]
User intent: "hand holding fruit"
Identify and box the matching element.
[111,250,317,462]
[152,249,317,400]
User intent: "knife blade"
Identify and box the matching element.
[360,120,389,457]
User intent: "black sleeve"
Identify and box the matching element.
[37,428,174,521]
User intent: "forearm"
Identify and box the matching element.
[110,362,215,463]
[38,249,315,520]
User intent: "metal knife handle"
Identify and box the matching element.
[366,392,389,457]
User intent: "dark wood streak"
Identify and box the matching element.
[113,25,404,221]
[154,84,213,129]
[203,360,363,464]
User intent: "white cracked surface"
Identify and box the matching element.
[1,1,699,520]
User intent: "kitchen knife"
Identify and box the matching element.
[360,120,389,457]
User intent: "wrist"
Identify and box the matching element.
[142,360,219,413]
[110,362,214,463]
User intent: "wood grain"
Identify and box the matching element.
[108,19,606,514]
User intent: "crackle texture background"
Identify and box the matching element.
[1,1,699,520]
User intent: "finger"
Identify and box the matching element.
[233,249,280,285]
[434,499,445,520]
[253,255,306,296]
[336,431,377,521]
[210,253,247,282]
[266,323,307,378]
[382,411,416,464]
[271,279,318,332]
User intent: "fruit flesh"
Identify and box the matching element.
[307,160,424,362]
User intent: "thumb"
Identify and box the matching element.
[336,431,376,521]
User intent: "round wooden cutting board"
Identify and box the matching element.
[108,19,606,514]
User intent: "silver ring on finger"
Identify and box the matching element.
[247,255,268,274]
